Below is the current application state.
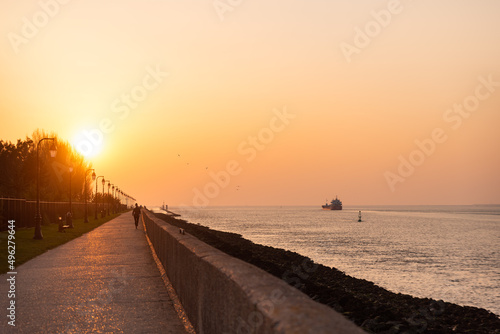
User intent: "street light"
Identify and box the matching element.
[117,189,121,211]
[101,178,106,218]
[68,165,74,228]
[107,181,111,216]
[84,169,96,223]
[115,187,121,212]
[95,176,104,220]
[34,138,57,240]
[111,185,115,213]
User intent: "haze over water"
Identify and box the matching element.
[173,205,500,315]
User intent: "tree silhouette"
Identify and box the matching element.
[0,129,94,201]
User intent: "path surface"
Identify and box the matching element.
[0,212,187,333]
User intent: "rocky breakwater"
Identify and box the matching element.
[154,212,500,334]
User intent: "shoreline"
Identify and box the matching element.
[154,212,499,333]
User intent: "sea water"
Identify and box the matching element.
[169,205,500,315]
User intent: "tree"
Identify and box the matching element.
[0,129,94,201]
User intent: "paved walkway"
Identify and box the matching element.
[0,213,187,333]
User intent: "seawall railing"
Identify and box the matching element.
[142,209,366,334]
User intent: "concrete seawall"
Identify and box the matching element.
[142,210,366,334]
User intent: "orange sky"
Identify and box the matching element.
[1,0,499,206]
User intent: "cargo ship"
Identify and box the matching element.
[322,197,342,210]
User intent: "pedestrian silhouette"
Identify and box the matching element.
[132,203,141,229]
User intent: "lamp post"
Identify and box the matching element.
[34,138,57,240]
[107,181,111,216]
[101,178,106,218]
[95,176,104,220]
[111,185,115,213]
[119,188,122,212]
[68,165,74,228]
[84,169,96,223]
[116,187,121,212]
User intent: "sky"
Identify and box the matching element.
[1,0,499,207]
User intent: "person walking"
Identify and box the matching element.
[132,203,141,229]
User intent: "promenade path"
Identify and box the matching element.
[0,212,188,333]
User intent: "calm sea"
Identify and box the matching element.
[167,205,500,315]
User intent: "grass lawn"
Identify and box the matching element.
[0,212,127,274]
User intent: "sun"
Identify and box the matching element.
[72,130,104,159]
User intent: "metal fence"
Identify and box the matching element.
[0,198,126,231]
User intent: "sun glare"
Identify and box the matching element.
[72,130,104,159]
